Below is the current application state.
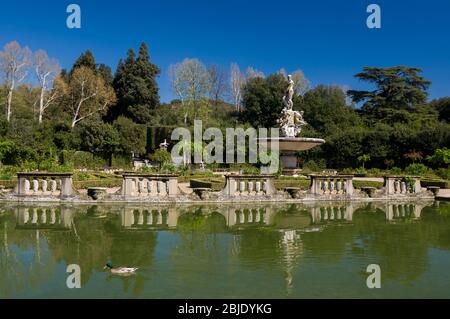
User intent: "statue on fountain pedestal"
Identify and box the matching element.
[278,75,307,138]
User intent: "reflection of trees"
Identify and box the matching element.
[419,203,450,251]
[352,208,428,284]
[0,204,159,298]
[168,209,230,290]
[47,208,158,292]
[0,208,57,298]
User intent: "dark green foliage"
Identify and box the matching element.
[348,66,431,113]
[240,74,293,128]
[98,64,113,86]
[300,85,362,136]
[430,97,450,122]
[111,43,160,123]
[75,118,120,165]
[70,49,96,75]
[113,116,146,155]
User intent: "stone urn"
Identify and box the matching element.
[285,187,302,199]
[87,187,108,200]
[361,187,377,198]
[193,188,211,200]
[427,186,440,196]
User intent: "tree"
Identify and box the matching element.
[207,64,228,105]
[426,148,450,167]
[66,66,116,128]
[70,49,96,75]
[348,66,431,113]
[0,41,31,122]
[149,148,171,167]
[357,154,370,169]
[33,50,61,124]
[230,63,245,112]
[245,67,265,80]
[112,43,160,123]
[76,118,120,166]
[430,97,450,122]
[113,116,146,156]
[240,73,289,128]
[0,140,14,166]
[97,64,113,86]
[169,58,210,105]
[300,85,361,136]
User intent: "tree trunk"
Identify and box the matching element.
[6,88,13,122]
[38,88,45,124]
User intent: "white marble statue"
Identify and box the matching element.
[278,75,307,138]
[283,75,295,110]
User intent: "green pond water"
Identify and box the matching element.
[0,201,449,299]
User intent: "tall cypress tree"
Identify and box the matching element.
[111,43,160,124]
[70,49,96,75]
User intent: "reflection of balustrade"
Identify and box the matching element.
[121,208,174,229]
[310,205,354,223]
[234,208,266,225]
[15,206,74,229]
[310,175,354,196]
[385,203,421,220]
[384,176,421,195]
[121,174,178,198]
[16,173,74,198]
[223,175,275,197]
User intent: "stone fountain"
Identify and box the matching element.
[259,75,325,174]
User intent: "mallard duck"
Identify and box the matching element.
[104,262,138,275]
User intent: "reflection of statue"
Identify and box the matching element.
[278,75,307,137]
[283,75,295,110]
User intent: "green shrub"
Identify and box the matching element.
[366,168,382,177]
[405,163,429,176]
[303,159,326,172]
[436,166,450,180]
[390,167,403,175]
[340,168,354,175]
[353,180,384,189]
[354,167,367,176]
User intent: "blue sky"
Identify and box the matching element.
[1,0,449,102]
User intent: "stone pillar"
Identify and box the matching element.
[166,178,178,197]
[413,178,422,194]
[60,176,74,197]
[345,177,354,195]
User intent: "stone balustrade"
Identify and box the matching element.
[384,176,422,195]
[309,175,354,196]
[16,173,74,198]
[121,173,178,198]
[222,175,276,197]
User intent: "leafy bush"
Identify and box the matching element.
[436,167,450,180]
[340,168,354,175]
[353,180,384,189]
[149,149,171,166]
[390,167,403,175]
[366,168,382,177]
[303,159,326,172]
[405,163,429,176]
[354,167,367,176]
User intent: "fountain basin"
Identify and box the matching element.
[258,137,325,151]
[258,137,325,173]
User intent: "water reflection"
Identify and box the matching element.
[1,200,449,298]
